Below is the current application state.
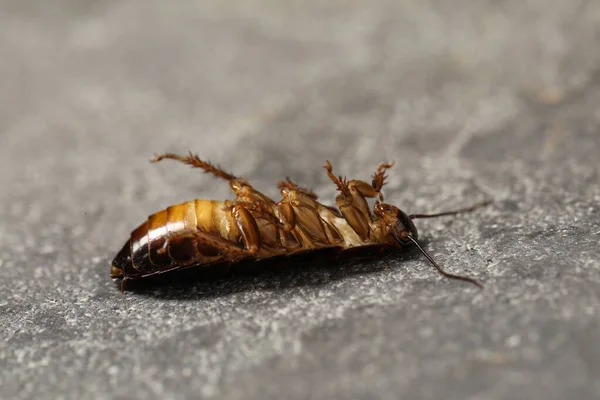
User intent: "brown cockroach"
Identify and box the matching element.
[110,152,491,289]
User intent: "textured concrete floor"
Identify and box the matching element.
[1,1,599,399]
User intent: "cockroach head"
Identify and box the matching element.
[375,202,418,247]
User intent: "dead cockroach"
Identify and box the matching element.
[110,152,491,289]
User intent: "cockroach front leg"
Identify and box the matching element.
[323,161,371,240]
[371,161,394,201]
[323,160,393,240]
[344,161,395,209]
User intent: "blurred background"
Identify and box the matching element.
[1,1,599,399]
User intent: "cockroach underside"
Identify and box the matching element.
[110,152,491,290]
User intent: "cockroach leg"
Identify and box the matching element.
[277,201,296,232]
[151,152,239,181]
[279,188,337,246]
[229,200,294,255]
[372,161,394,200]
[323,161,351,196]
[336,201,372,240]
[291,203,333,245]
[230,189,296,237]
[323,161,376,240]
[230,199,276,222]
[120,278,128,294]
[152,153,270,209]
[192,230,251,262]
[230,206,261,256]
[277,178,318,199]
[233,201,291,254]
[347,161,394,203]
[249,203,295,239]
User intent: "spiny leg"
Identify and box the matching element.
[345,161,395,202]
[151,151,239,181]
[324,160,394,200]
[277,177,318,199]
[229,201,291,255]
[120,278,128,294]
[192,230,250,262]
[224,189,295,237]
[192,201,269,262]
[278,197,338,246]
[323,161,372,239]
[323,160,351,197]
[371,161,394,200]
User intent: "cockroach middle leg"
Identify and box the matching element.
[224,200,292,254]
[277,178,318,199]
[277,187,343,247]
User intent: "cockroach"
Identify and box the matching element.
[110,152,491,289]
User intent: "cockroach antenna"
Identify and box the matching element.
[405,199,492,288]
[405,235,483,289]
[408,200,493,220]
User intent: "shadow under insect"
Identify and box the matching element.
[115,245,424,300]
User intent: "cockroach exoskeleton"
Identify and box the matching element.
[110,152,491,290]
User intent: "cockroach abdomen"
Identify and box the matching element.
[110,239,139,279]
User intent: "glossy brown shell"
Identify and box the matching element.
[110,199,228,279]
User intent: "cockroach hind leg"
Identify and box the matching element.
[151,152,239,181]
[192,229,250,261]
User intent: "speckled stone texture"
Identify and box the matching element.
[1,1,599,399]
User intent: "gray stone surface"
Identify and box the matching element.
[1,1,599,399]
